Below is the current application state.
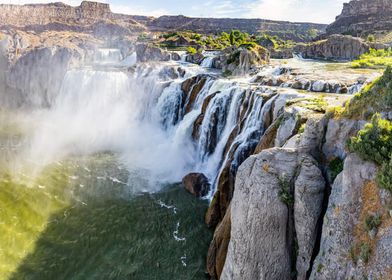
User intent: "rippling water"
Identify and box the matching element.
[0,113,211,280]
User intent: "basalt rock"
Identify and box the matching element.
[135,43,170,62]
[296,35,370,61]
[220,148,325,280]
[327,0,392,36]
[182,173,210,197]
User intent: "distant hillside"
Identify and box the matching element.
[0,1,326,41]
[327,0,392,36]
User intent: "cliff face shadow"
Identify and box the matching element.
[9,186,211,280]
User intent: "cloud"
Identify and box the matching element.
[110,4,168,17]
[244,0,346,23]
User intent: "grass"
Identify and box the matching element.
[286,97,328,113]
[343,66,392,119]
[352,48,392,69]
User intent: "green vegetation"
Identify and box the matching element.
[343,67,392,119]
[364,213,382,232]
[328,157,344,182]
[286,97,328,113]
[186,46,197,55]
[157,30,296,51]
[359,243,371,263]
[352,48,392,69]
[348,114,392,193]
[366,34,375,43]
[278,176,294,206]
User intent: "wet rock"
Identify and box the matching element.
[171,52,181,61]
[182,173,210,197]
[207,206,231,279]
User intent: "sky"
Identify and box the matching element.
[0,0,348,24]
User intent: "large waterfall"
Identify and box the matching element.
[19,49,281,197]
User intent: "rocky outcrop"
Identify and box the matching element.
[214,45,270,76]
[327,0,392,36]
[182,173,210,197]
[309,154,392,280]
[220,148,325,280]
[0,1,146,36]
[135,43,170,62]
[296,35,369,61]
[207,206,231,280]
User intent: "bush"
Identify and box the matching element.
[186,46,197,55]
[352,48,392,69]
[348,114,392,165]
[328,157,344,182]
[377,157,392,192]
[360,243,371,263]
[364,213,382,232]
[278,176,294,206]
[348,114,392,193]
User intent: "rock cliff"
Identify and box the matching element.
[327,0,392,36]
[0,1,326,41]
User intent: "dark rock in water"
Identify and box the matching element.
[182,173,210,197]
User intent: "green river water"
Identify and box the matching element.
[0,112,212,280]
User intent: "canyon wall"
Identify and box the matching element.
[0,1,326,41]
[327,0,392,35]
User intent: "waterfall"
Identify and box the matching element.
[93,48,123,65]
[19,48,285,196]
[201,57,214,68]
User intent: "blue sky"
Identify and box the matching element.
[2,0,347,23]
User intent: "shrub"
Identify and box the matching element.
[278,176,294,206]
[347,114,392,165]
[186,46,197,55]
[359,243,371,263]
[348,114,392,193]
[377,157,392,192]
[328,157,344,182]
[364,213,382,232]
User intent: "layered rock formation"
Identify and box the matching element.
[295,35,370,61]
[327,0,392,36]
[0,1,326,41]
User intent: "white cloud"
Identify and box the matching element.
[244,0,346,23]
[110,4,168,17]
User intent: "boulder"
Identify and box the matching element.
[182,173,210,197]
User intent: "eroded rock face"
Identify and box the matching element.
[309,154,381,279]
[296,35,369,61]
[207,206,231,280]
[322,118,366,160]
[135,43,170,62]
[327,0,392,36]
[221,148,325,280]
[182,173,210,197]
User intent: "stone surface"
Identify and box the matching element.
[309,154,379,279]
[221,148,325,280]
[182,173,210,197]
[327,0,392,36]
[207,206,231,280]
[296,35,370,61]
[135,43,170,62]
[322,118,366,160]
